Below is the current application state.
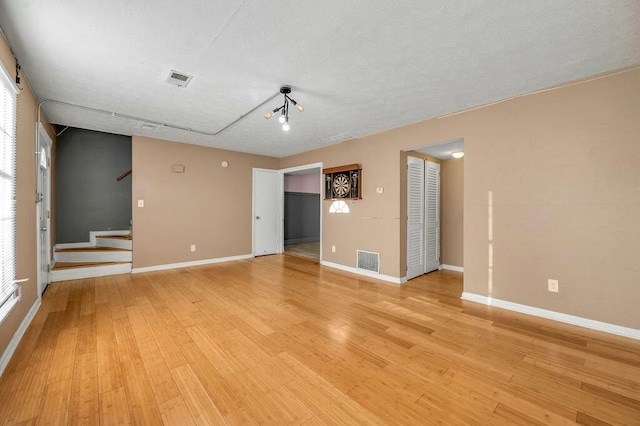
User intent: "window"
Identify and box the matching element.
[0,62,19,323]
[329,200,350,214]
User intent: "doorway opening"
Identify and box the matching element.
[404,138,464,280]
[280,164,322,261]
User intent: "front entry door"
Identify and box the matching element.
[37,124,52,295]
[253,169,279,256]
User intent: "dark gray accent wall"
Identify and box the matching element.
[284,192,320,244]
[55,127,132,243]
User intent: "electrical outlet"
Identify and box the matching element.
[190,245,196,252]
[548,279,559,293]
[331,245,336,253]
[376,187,384,194]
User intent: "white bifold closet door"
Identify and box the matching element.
[406,156,425,280]
[425,161,440,273]
[406,156,440,280]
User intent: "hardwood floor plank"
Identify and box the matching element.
[2,255,640,425]
[170,364,226,425]
[99,387,131,425]
[68,351,99,425]
[158,396,196,426]
[35,379,72,425]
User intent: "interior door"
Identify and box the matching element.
[37,125,52,295]
[425,160,441,273]
[253,168,279,256]
[406,156,425,280]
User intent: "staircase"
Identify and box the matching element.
[50,230,132,281]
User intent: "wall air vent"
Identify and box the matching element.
[357,250,380,273]
[166,70,193,88]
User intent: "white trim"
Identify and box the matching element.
[55,242,93,249]
[50,263,132,282]
[0,61,19,95]
[54,250,132,263]
[320,260,407,284]
[442,264,464,272]
[0,298,41,377]
[89,230,130,246]
[131,254,252,274]
[461,292,640,340]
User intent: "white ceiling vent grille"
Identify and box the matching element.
[323,133,353,144]
[140,123,158,131]
[357,250,380,274]
[166,70,193,88]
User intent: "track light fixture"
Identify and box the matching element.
[264,86,303,131]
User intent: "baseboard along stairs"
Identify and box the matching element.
[50,230,132,281]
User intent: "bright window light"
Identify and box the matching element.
[329,200,350,213]
[0,62,20,323]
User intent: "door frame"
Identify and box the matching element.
[278,162,323,261]
[36,122,53,297]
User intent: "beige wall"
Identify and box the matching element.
[282,67,640,329]
[0,36,56,359]
[131,136,278,268]
[281,137,403,277]
[441,158,463,267]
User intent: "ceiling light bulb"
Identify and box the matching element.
[296,104,304,112]
[452,151,464,159]
[264,112,272,119]
[278,115,286,124]
[282,122,290,131]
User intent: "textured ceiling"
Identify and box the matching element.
[1,1,639,157]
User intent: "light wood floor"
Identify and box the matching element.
[285,241,320,260]
[1,255,639,425]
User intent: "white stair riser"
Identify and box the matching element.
[50,263,132,282]
[54,251,132,263]
[96,237,132,250]
[90,230,130,246]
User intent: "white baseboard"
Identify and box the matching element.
[0,297,41,377]
[320,260,406,284]
[442,264,464,272]
[461,292,640,340]
[131,254,253,274]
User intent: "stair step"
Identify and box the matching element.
[50,262,132,281]
[55,246,130,252]
[96,236,132,250]
[53,261,131,270]
[54,247,132,263]
[95,234,132,240]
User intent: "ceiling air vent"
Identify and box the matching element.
[323,133,353,144]
[166,70,193,88]
[140,123,158,131]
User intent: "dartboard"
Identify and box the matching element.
[332,173,351,198]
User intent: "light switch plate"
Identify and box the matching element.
[137,199,144,207]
